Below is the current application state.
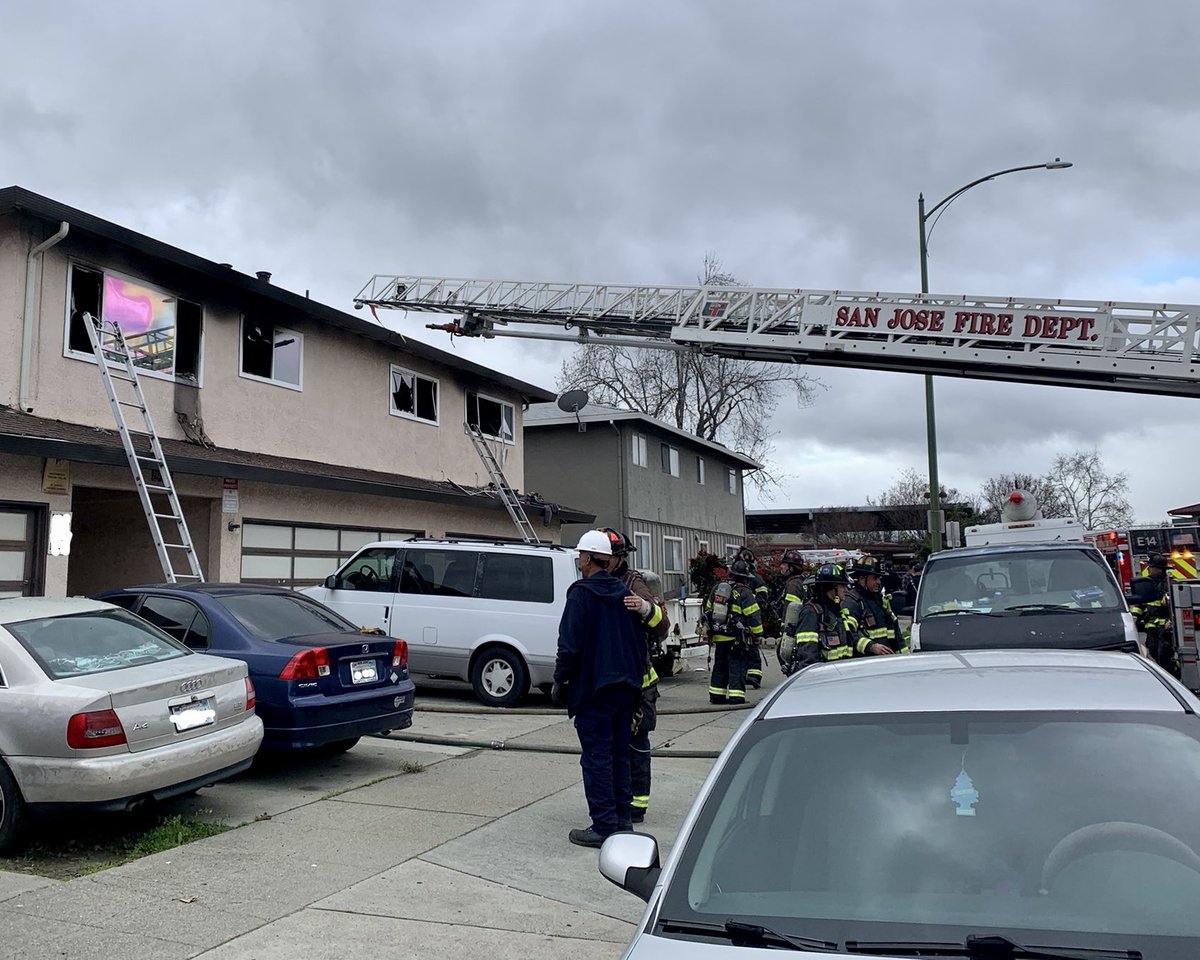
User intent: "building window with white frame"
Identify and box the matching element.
[633,531,652,562]
[389,365,439,424]
[631,433,648,467]
[240,318,303,389]
[661,443,680,477]
[663,536,685,574]
[696,456,706,484]
[727,467,738,494]
[66,263,203,381]
[697,538,710,554]
[467,391,515,443]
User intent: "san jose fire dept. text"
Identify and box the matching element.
[834,305,1100,342]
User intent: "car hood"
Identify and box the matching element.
[916,610,1130,652]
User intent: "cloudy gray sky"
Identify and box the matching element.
[5,0,1199,520]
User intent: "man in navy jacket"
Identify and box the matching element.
[553,529,646,847]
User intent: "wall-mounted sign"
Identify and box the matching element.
[42,458,71,496]
[222,478,240,514]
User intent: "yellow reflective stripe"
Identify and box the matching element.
[795,632,819,644]
[708,685,727,694]
[631,796,649,809]
[642,668,658,687]
[739,602,761,616]
[825,647,854,660]
[750,624,764,635]
[711,634,737,642]
[784,592,804,604]
[727,688,745,698]
[645,605,663,628]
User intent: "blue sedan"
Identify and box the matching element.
[95,584,415,752]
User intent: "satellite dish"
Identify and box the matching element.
[556,389,590,432]
[557,389,589,413]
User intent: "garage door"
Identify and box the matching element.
[0,507,44,598]
[240,521,421,589]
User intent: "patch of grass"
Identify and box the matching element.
[2,811,232,880]
[401,760,425,774]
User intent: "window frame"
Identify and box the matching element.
[696,456,706,485]
[631,432,649,468]
[240,521,420,589]
[135,594,212,650]
[727,467,738,495]
[661,443,680,477]
[64,261,205,384]
[663,536,685,574]
[698,539,710,554]
[633,532,652,563]
[238,317,304,391]
[466,390,516,445]
[388,364,440,426]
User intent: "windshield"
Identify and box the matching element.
[659,711,1200,958]
[5,608,189,678]
[917,549,1124,618]
[218,592,357,640]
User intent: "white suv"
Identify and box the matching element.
[302,538,577,707]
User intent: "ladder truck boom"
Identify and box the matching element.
[355,276,1200,397]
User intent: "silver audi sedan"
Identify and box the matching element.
[602,650,1200,959]
[0,597,264,851]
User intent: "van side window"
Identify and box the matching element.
[399,549,480,598]
[336,548,398,592]
[477,553,554,603]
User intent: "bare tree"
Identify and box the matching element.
[556,254,820,492]
[1046,450,1134,529]
[979,472,1070,522]
[871,468,980,543]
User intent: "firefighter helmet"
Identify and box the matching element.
[812,562,851,589]
[599,527,634,557]
[780,548,806,569]
[853,556,885,579]
[729,559,756,581]
[1146,553,1167,572]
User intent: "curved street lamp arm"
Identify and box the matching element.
[922,163,1060,221]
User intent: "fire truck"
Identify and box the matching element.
[1091,524,1200,595]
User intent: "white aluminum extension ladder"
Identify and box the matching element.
[83,312,205,583]
[464,422,540,543]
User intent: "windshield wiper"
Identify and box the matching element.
[923,608,999,618]
[1005,604,1088,613]
[656,918,839,952]
[845,933,1141,959]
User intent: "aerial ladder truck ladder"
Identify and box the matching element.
[354,277,1200,397]
[83,313,205,584]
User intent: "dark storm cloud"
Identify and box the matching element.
[2,0,1197,517]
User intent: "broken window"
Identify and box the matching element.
[466,391,515,444]
[66,264,202,379]
[240,319,302,388]
[389,365,439,424]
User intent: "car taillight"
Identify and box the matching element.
[67,709,127,749]
[279,647,331,680]
[245,676,256,711]
[391,640,408,669]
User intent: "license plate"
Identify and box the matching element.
[170,697,215,732]
[350,659,379,685]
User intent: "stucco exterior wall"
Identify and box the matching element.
[1,212,528,490]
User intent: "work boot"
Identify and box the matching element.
[727,697,746,706]
[568,827,608,848]
[631,810,645,824]
[709,695,727,705]
[746,675,762,689]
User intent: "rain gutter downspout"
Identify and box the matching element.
[20,221,70,412]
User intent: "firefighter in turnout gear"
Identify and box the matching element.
[704,559,763,704]
[603,528,669,824]
[736,547,769,689]
[777,562,858,674]
[775,548,810,615]
[1130,554,1176,674]
[845,555,906,656]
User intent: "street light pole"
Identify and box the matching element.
[917,159,1072,552]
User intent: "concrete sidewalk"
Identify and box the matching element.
[0,659,778,960]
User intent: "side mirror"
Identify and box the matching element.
[599,832,661,902]
[324,575,338,590]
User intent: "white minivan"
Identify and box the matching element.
[302,538,578,707]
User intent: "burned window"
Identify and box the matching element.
[240,319,302,388]
[389,365,439,424]
[466,391,515,444]
[66,264,202,379]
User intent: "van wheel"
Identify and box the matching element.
[471,647,528,708]
[0,761,29,854]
